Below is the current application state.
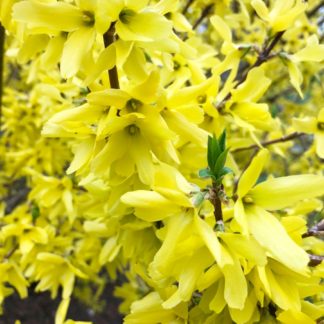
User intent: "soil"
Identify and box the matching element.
[0,284,123,324]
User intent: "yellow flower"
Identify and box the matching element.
[293,108,324,159]
[251,0,307,32]
[234,149,324,273]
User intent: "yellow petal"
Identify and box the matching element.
[277,309,314,324]
[251,0,269,21]
[250,175,324,210]
[194,214,232,267]
[293,117,317,134]
[61,27,96,78]
[13,1,83,32]
[84,44,117,85]
[246,206,309,274]
[220,233,267,266]
[316,134,324,159]
[55,298,70,324]
[116,11,172,42]
[237,149,268,197]
[223,251,248,309]
[287,60,303,98]
[233,199,249,235]
[210,15,232,43]
[231,67,271,103]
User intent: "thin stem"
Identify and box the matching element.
[307,0,324,18]
[308,254,324,267]
[0,23,5,130]
[103,23,119,89]
[302,230,324,238]
[182,0,194,15]
[192,4,214,30]
[231,132,305,153]
[4,243,18,260]
[217,31,285,108]
[209,183,224,228]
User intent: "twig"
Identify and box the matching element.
[103,23,119,89]
[182,0,194,15]
[209,183,224,229]
[0,23,5,131]
[217,31,285,108]
[303,218,324,238]
[193,4,214,30]
[308,254,324,267]
[4,243,19,260]
[307,0,324,18]
[231,132,305,153]
[303,230,324,238]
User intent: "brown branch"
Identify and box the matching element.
[308,254,324,267]
[303,218,324,238]
[4,243,19,260]
[307,0,324,18]
[103,23,119,89]
[303,230,324,238]
[182,0,194,15]
[209,184,224,229]
[193,4,214,30]
[0,23,5,131]
[231,132,305,153]
[217,31,285,108]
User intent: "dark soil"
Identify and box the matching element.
[0,284,123,324]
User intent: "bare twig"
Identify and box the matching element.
[4,243,19,260]
[0,23,5,130]
[303,218,324,238]
[103,23,119,89]
[209,183,224,229]
[231,132,305,153]
[307,0,324,18]
[217,31,285,108]
[193,4,214,30]
[182,0,194,15]
[308,254,324,267]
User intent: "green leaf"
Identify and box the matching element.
[214,148,229,176]
[218,166,233,178]
[31,204,40,222]
[207,135,221,170]
[218,129,226,152]
[199,167,212,179]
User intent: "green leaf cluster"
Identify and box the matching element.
[199,130,232,183]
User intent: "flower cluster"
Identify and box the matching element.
[1,0,324,323]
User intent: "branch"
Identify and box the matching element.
[217,31,285,108]
[302,218,324,238]
[0,23,5,131]
[209,183,224,229]
[231,132,305,153]
[308,254,324,267]
[307,0,324,18]
[182,0,194,15]
[193,4,214,30]
[103,23,119,89]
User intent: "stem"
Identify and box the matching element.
[302,230,324,238]
[103,23,119,89]
[232,132,305,153]
[182,0,194,15]
[217,31,284,108]
[192,4,214,30]
[0,23,5,130]
[307,0,324,18]
[308,254,324,267]
[210,183,224,228]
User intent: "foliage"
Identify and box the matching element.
[0,0,324,323]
